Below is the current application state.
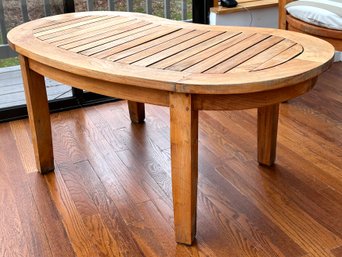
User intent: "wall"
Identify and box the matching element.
[209,6,278,28]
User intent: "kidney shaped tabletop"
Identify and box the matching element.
[7,11,335,94]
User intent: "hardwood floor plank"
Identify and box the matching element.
[45,168,100,257]
[331,245,342,257]
[198,146,306,257]
[1,123,75,257]
[0,124,68,257]
[0,153,30,257]
[58,160,144,256]
[201,107,342,227]
[50,112,89,164]
[9,120,36,173]
[196,185,287,257]
[26,173,75,257]
[64,109,152,204]
[213,104,342,195]
[215,160,341,256]
[60,112,144,226]
[0,63,340,257]
[128,200,193,257]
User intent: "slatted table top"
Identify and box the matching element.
[8,11,334,94]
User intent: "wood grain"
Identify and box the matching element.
[170,93,198,245]
[19,55,54,173]
[0,123,74,257]
[5,11,338,251]
[257,104,279,166]
[7,11,334,94]
[128,101,145,123]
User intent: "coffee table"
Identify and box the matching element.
[7,11,334,245]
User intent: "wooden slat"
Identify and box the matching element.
[36,16,112,39]
[33,16,92,33]
[118,29,208,64]
[8,11,335,93]
[38,16,113,41]
[253,44,303,71]
[166,32,252,71]
[229,39,296,73]
[67,22,155,53]
[80,24,162,56]
[47,16,129,44]
[58,19,140,50]
[34,16,97,36]
[150,32,238,69]
[183,34,270,73]
[106,28,195,62]
[133,31,224,67]
[205,36,284,74]
[91,27,181,59]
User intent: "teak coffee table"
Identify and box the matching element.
[8,11,334,245]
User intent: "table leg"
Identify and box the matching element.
[170,93,198,245]
[128,101,145,123]
[257,104,279,166]
[19,56,54,174]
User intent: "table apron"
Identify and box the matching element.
[29,59,170,107]
[28,58,317,111]
[192,78,317,110]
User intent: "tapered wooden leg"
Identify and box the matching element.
[170,93,198,245]
[257,104,279,166]
[128,101,145,123]
[19,55,54,174]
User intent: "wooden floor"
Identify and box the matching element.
[0,65,71,108]
[0,63,341,257]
